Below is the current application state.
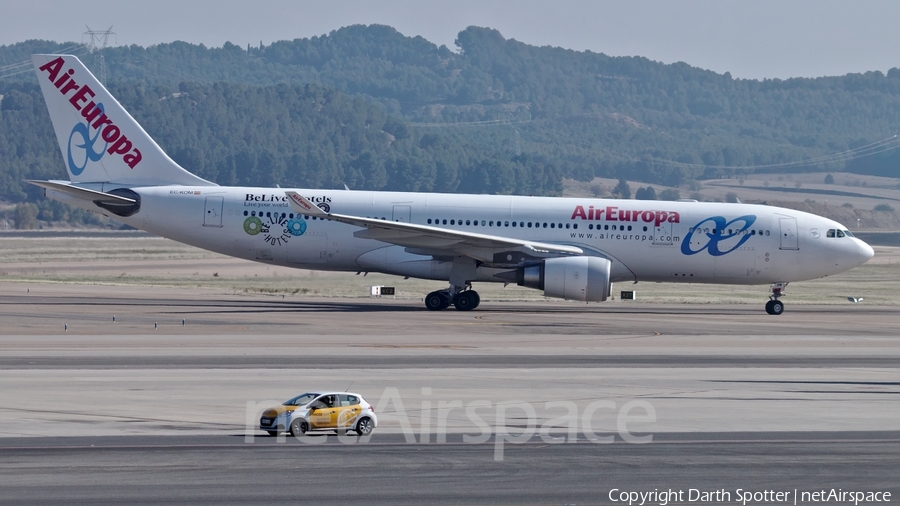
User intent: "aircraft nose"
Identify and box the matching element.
[857,239,875,264]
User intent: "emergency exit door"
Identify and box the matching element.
[392,205,411,223]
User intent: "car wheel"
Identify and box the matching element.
[290,419,309,437]
[355,417,374,436]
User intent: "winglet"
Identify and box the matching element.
[285,191,329,217]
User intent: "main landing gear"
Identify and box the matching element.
[425,289,480,311]
[426,256,481,311]
[765,282,787,315]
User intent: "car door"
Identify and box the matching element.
[309,395,337,429]
[336,394,362,429]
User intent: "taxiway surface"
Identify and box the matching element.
[0,284,897,504]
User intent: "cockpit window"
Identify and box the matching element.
[836,230,845,238]
[826,229,836,238]
[843,230,854,237]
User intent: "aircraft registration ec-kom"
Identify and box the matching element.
[27,55,875,315]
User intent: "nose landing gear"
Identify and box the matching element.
[765,282,788,315]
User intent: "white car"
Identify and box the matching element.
[259,392,378,436]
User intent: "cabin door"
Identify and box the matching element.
[779,218,799,250]
[203,196,223,227]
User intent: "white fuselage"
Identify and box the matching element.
[93,185,872,286]
[30,54,876,312]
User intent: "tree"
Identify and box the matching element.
[658,188,681,201]
[614,178,631,199]
[635,186,657,200]
[14,202,39,229]
[725,192,739,203]
[824,174,835,184]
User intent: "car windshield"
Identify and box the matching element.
[283,393,319,406]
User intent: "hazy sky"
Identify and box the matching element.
[2,0,899,80]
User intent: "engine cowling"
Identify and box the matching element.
[517,256,611,302]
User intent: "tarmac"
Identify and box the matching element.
[0,282,898,504]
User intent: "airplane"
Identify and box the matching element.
[26,54,875,315]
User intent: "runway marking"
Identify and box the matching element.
[4,437,900,452]
[348,344,477,349]
[0,406,237,428]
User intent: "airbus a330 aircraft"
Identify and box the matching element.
[27,54,875,315]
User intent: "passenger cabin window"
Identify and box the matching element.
[338,394,359,406]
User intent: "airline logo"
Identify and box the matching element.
[287,193,314,211]
[681,215,757,256]
[37,57,143,174]
[571,205,680,227]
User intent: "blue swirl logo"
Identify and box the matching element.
[287,218,307,236]
[681,215,757,256]
[66,103,106,176]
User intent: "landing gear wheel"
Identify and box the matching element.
[355,417,374,436]
[765,300,784,315]
[290,419,309,437]
[453,291,479,311]
[425,291,450,311]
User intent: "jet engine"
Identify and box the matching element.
[513,256,611,302]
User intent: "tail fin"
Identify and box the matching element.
[31,54,215,187]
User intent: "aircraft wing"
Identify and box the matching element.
[285,191,583,264]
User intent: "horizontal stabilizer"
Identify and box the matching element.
[27,180,135,203]
[27,180,141,217]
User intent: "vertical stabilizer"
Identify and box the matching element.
[32,54,215,187]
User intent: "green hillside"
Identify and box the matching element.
[2,24,900,226]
